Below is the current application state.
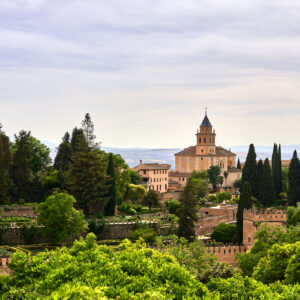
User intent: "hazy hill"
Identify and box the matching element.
[43,142,300,170]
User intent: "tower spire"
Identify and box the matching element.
[205,107,207,116]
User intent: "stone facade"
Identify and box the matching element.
[134,161,170,193]
[174,113,242,187]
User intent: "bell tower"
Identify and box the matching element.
[196,109,216,155]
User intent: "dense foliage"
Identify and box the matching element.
[211,223,237,244]
[1,234,208,299]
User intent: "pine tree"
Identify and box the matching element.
[178,179,199,241]
[104,153,116,216]
[242,144,258,198]
[237,158,241,169]
[237,182,252,244]
[256,159,264,203]
[0,124,13,203]
[54,132,73,173]
[272,144,279,197]
[288,151,300,206]
[67,115,108,214]
[278,144,283,195]
[10,130,34,202]
[82,113,99,150]
[71,127,85,152]
[260,158,275,207]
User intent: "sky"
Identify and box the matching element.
[1,0,300,149]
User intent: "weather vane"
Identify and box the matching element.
[205,107,207,116]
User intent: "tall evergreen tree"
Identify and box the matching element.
[288,151,300,206]
[237,182,252,244]
[0,124,13,203]
[54,132,73,172]
[272,143,282,198]
[67,115,108,214]
[71,127,85,152]
[278,144,283,195]
[237,158,241,169]
[178,179,199,241]
[104,153,116,216]
[256,159,264,203]
[260,158,275,207]
[242,144,258,198]
[82,113,99,150]
[10,130,34,202]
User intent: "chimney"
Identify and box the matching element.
[140,160,143,164]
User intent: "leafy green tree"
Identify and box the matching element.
[287,203,300,226]
[207,165,222,192]
[233,178,241,191]
[126,184,146,204]
[142,190,160,211]
[0,124,13,203]
[104,153,116,216]
[237,182,252,244]
[129,169,142,185]
[189,177,209,200]
[237,158,241,169]
[178,179,199,241]
[260,158,275,207]
[28,137,51,175]
[242,144,258,198]
[38,192,87,244]
[166,199,180,214]
[223,171,228,186]
[10,130,34,202]
[288,151,300,206]
[190,170,208,180]
[211,223,237,243]
[253,242,300,284]
[216,191,232,203]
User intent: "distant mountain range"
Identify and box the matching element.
[43,141,300,170]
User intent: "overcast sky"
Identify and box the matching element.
[1,0,300,148]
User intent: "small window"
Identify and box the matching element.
[204,138,206,143]
[143,170,146,175]
[199,138,201,143]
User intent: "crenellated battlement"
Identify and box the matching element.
[205,245,248,266]
[243,208,286,223]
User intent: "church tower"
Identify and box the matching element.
[195,110,216,155]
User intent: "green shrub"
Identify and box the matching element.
[208,195,217,203]
[22,223,40,244]
[88,219,106,239]
[211,223,237,244]
[129,208,137,215]
[166,199,180,214]
[129,228,157,243]
[97,213,104,219]
[1,234,208,299]
[216,191,232,203]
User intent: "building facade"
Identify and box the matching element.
[134,161,170,193]
[174,113,242,187]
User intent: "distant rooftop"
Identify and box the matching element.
[200,114,212,127]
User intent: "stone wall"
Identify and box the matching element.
[1,227,47,245]
[205,245,248,266]
[0,206,36,218]
[0,257,11,275]
[161,191,182,201]
[101,221,160,240]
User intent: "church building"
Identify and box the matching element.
[172,112,241,188]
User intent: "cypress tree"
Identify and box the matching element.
[256,159,264,204]
[237,158,241,169]
[0,124,13,203]
[237,182,252,244]
[260,158,275,207]
[178,179,199,241]
[288,151,300,206]
[104,153,116,216]
[272,143,282,198]
[10,130,34,202]
[278,144,283,195]
[242,144,258,198]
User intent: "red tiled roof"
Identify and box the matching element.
[175,146,236,157]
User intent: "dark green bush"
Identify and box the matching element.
[130,228,157,243]
[211,223,237,244]
[166,199,180,214]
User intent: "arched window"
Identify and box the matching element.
[199,137,201,143]
[204,138,206,143]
